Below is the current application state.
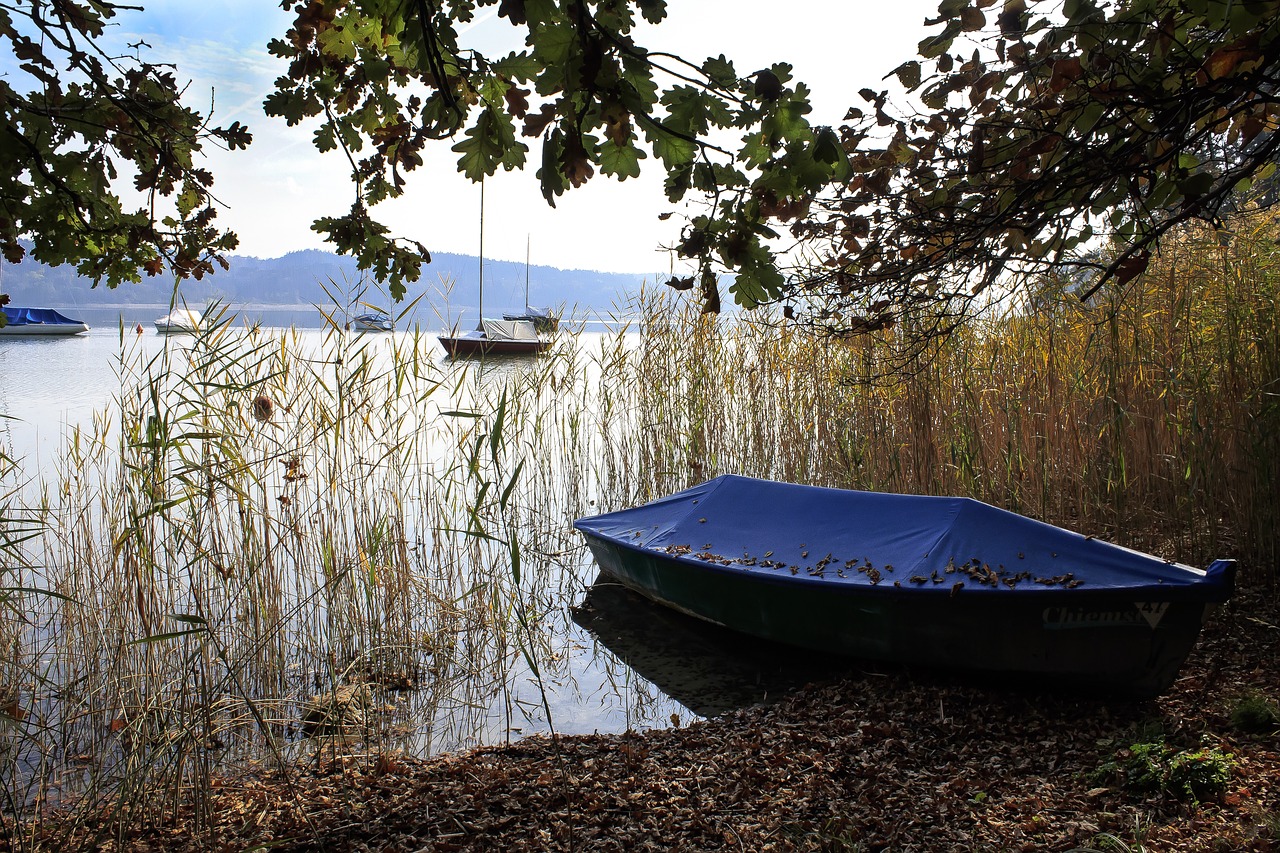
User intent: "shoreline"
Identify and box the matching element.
[14,587,1278,852]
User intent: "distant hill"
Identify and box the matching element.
[0,246,657,328]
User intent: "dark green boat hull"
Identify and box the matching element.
[581,534,1216,698]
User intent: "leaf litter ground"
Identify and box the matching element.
[14,588,1280,852]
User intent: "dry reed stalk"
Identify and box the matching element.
[604,213,1278,575]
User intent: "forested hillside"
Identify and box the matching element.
[0,247,653,319]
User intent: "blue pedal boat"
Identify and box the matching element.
[574,475,1235,697]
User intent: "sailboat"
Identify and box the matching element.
[502,236,560,334]
[351,311,394,332]
[438,183,553,358]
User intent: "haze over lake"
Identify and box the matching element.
[1,246,658,332]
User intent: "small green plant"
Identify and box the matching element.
[1165,745,1237,802]
[1230,692,1280,734]
[1091,738,1166,794]
[1094,739,1236,802]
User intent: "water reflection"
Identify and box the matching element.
[0,331,147,468]
[572,573,854,718]
[445,350,548,383]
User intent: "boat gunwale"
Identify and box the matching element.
[574,474,1235,600]
[575,529,1236,605]
[437,334,552,357]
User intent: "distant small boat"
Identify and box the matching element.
[502,237,559,333]
[502,305,559,335]
[575,475,1236,697]
[0,307,89,336]
[439,318,553,357]
[154,308,204,334]
[352,311,393,332]
[439,185,551,358]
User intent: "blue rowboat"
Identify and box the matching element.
[574,475,1235,697]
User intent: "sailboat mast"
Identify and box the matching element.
[524,234,530,312]
[478,180,485,327]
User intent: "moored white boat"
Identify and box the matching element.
[154,308,204,334]
[438,186,552,358]
[438,318,552,357]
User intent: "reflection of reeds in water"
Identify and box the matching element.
[2,213,1278,844]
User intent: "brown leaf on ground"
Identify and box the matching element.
[18,589,1280,852]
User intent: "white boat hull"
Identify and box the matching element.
[154,309,204,334]
[0,322,89,336]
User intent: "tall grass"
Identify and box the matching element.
[1,211,1277,847]
[607,213,1280,574]
[0,309,592,848]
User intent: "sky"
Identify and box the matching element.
[102,1,939,277]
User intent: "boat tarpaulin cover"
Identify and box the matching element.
[505,306,553,319]
[3,307,83,325]
[156,309,203,327]
[482,319,539,341]
[574,475,1234,600]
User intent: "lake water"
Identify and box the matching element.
[0,325,843,770]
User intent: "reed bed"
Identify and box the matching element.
[1,211,1277,848]
[611,214,1280,575]
[0,310,603,847]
